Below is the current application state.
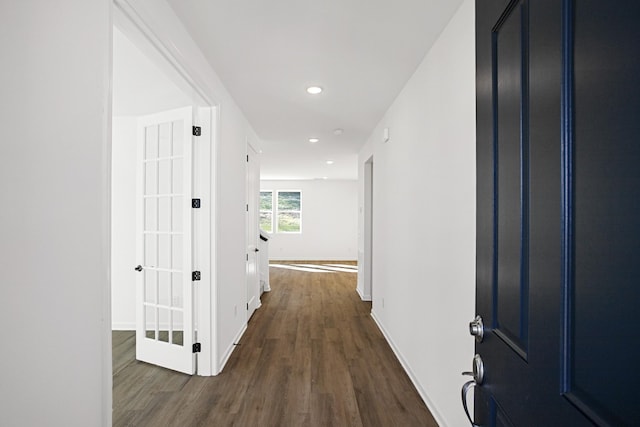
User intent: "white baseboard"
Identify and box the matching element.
[370,311,447,427]
[112,322,135,331]
[217,324,247,374]
[355,287,371,301]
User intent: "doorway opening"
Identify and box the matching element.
[111,2,216,378]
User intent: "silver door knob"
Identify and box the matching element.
[461,354,484,385]
[134,265,143,272]
[469,315,484,342]
[461,354,485,426]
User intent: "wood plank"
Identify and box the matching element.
[113,261,437,426]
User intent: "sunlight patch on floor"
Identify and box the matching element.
[323,264,358,270]
[269,263,358,274]
[295,264,357,273]
[269,264,334,273]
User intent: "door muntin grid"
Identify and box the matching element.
[141,118,189,347]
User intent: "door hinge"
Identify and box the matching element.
[192,271,201,281]
[246,303,249,310]
[246,154,249,162]
[192,126,201,136]
[192,343,201,353]
[246,204,249,212]
[192,199,201,208]
[246,253,249,261]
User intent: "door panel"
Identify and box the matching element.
[246,144,260,318]
[564,2,640,424]
[475,0,640,425]
[494,401,516,427]
[494,0,529,356]
[136,107,195,375]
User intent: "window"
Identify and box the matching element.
[276,190,301,233]
[259,190,302,233]
[259,191,273,232]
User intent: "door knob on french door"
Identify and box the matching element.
[134,265,143,272]
[469,315,484,342]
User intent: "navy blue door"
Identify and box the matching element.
[475,1,640,425]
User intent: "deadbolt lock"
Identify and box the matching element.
[469,315,484,342]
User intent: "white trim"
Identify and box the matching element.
[355,287,371,302]
[194,106,214,376]
[216,324,247,374]
[103,8,114,426]
[113,0,215,107]
[247,136,260,154]
[211,105,221,375]
[362,157,374,301]
[370,311,448,427]
[112,322,136,331]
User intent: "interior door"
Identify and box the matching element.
[135,107,196,375]
[246,144,260,319]
[473,1,640,425]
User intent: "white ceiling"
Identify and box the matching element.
[166,0,464,179]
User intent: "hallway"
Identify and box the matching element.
[113,262,438,426]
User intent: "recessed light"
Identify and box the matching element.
[333,128,343,136]
[306,86,323,95]
[322,177,328,180]
[309,138,319,143]
[326,160,334,165]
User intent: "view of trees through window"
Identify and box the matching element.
[277,191,301,232]
[259,191,273,232]
[259,190,301,233]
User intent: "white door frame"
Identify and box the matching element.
[362,156,374,301]
[112,0,218,376]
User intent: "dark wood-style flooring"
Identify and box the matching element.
[113,261,438,426]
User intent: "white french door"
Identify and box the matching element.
[246,144,260,319]
[135,107,196,375]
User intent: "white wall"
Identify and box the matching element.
[261,180,358,261]
[0,1,111,426]
[357,1,476,426]
[111,116,137,329]
[0,2,262,423]
[112,27,194,116]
